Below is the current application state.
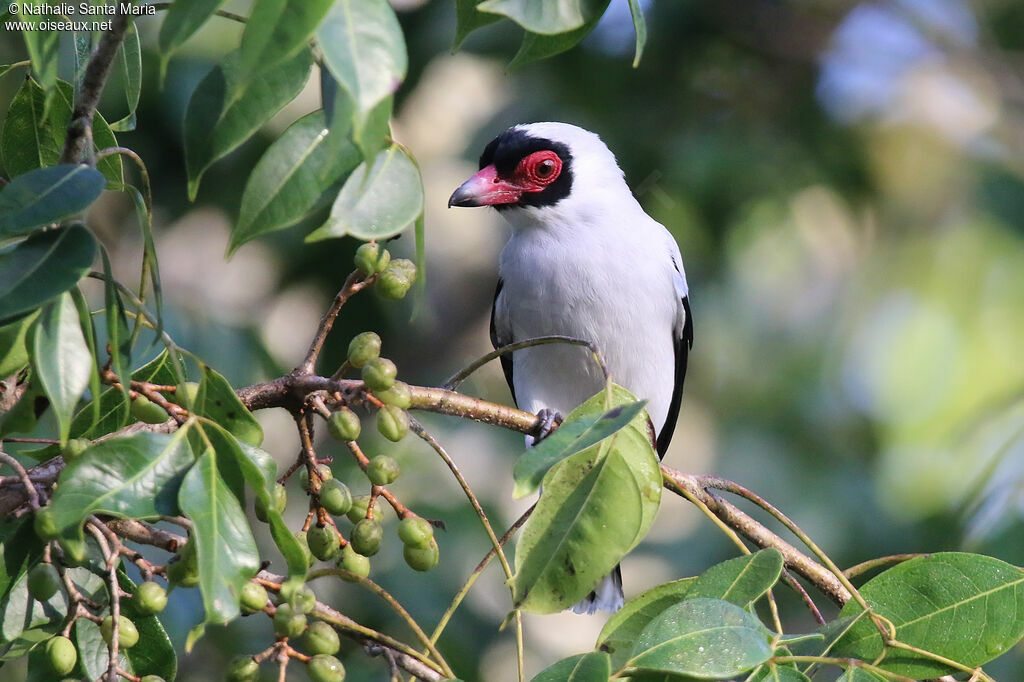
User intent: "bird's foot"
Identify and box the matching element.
[532,408,563,443]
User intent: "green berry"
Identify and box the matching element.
[354,242,390,276]
[366,455,400,486]
[319,479,353,516]
[130,394,168,424]
[377,267,412,300]
[101,615,139,648]
[302,620,340,656]
[300,464,333,493]
[273,602,307,638]
[45,635,77,675]
[337,545,370,581]
[134,581,167,615]
[345,495,381,524]
[346,332,381,369]
[308,654,346,682]
[28,563,61,602]
[361,357,396,392]
[350,518,383,557]
[307,525,339,561]
[240,581,268,614]
[390,258,417,281]
[293,531,315,568]
[326,407,361,441]
[172,381,200,407]
[403,537,440,572]
[292,585,317,614]
[376,405,409,442]
[226,656,260,682]
[62,438,90,460]
[256,482,287,523]
[397,517,434,549]
[374,381,411,409]
[57,537,86,566]
[33,507,59,541]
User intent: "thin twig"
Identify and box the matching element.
[443,335,610,390]
[296,271,374,375]
[0,451,40,510]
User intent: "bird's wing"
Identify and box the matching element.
[489,278,516,403]
[656,250,693,458]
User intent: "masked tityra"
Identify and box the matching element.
[449,122,693,614]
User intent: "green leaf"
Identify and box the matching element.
[454,0,502,49]
[687,549,785,606]
[511,387,661,613]
[832,552,1024,678]
[0,310,39,378]
[69,286,102,439]
[307,144,424,242]
[234,0,334,88]
[513,399,647,498]
[100,248,132,407]
[597,577,696,670]
[627,598,773,678]
[184,48,312,200]
[75,617,129,679]
[316,0,407,117]
[196,365,263,447]
[47,431,196,540]
[110,22,141,132]
[834,669,887,682]
[29,292,92,446]
[124,185,164,335]
[16,6,59,101]
[230,111,361,253]
[0,78,122,187]
[0,519,45,605]
[352,94,394,162]
[158,0,227,58]
[0,165,105,237]
[117,571,177,680]
[478,0,602,35]
[746,664,812,681]
[178,443,261,625]
[626,0,647,67]
[507,0,609,69]
[0,566,102,643]
[532,650,611,681]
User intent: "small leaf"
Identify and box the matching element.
[29,292,92,446]
[178,443,261,625]
[316,0,407,117]
[597,577,696,671]
[117,571,177,680]
[532,650,611,681]
[507,0,609,70]
[0,518,45,604]
[513,399,647,498]
[454,0,502,48]
[234,0,334,88]
[47,431,196,540]
[109,22,141,132]
[351,94,394,162]
[184,48,312,199]
[196,365,263,447]
[158,0,227,59]
[832,552,1024,678]
[0,310,39,378]
[230,111,361,253]
[687,549,784,607]
[625,0,647,67]
[477,0,601,35]
[0,165,105,236]
[307,144,423,242]
[627,598,773,678]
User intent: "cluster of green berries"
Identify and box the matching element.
[354,242,417,301]
[340,330,412,442]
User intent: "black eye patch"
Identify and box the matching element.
[477,128,574,208]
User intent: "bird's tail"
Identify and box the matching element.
[571,565,624,615]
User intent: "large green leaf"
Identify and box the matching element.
[0,78,122,187]
[47,431,196,540]
[0,223,97,325]
[627,598,773,678]
[316,0,407,117]
[178,443,260,625]
[597,577,696,670]
[513,399,647,498]
[477,0,601,35]
[0,165,105,237]
[832,552,1024,678]
[307,144,423,242]
[110,22,141,132]
[532,651,611,681]
[196,365,263,447]
[686,549,784,606]
[29,292,92,445]
[234,0,334,88]
[184,48,312,199]
[0,310,39,378]
[511,387,661,613]
[507,0,610,69]
[158,0,227,58]
[0,519,45,606]
[117,571,177,680]
[230,111,361,253]
[454,0,502,49]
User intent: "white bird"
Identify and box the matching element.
[449,122,693,614]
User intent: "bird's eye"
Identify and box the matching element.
[536,159,555,177]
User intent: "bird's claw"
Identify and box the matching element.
[533,408,563,443]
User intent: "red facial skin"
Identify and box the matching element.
[449,151,563,207]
